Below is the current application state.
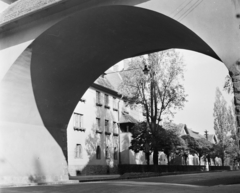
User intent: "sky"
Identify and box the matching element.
[0,1,234,135]
[172,50,233,135]
[136,0,236,135]
[114,50,233,136]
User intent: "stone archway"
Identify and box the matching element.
[0,4,224,185]
[31,5,220,159]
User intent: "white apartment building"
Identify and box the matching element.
[67,73,145,176]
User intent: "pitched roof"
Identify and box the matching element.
[104,72,122,92]
[163,122,187,136]
[119,113,139,124]
[163,122,211,140]
[186,128,204,139]
[94,76,115,91]
[93,68,125,95]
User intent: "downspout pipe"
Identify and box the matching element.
[118,95,123,165]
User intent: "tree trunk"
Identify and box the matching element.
[199,156,201,165]
[221,156,224,166]
[207,155,211,166]
[153,149,159,165]
[184,155,188,165]
[145,152,150,165]
[167,154,170,165]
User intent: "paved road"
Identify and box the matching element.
[132,170,240,186]
[1,171,240,193]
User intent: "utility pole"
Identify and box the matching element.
[205,130,208,140]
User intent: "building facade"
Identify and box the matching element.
[67,73,145,176]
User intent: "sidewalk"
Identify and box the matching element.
[69,174,121,182]
[1,170,232,188]
[69,170,231,182]
[0,174,120,188]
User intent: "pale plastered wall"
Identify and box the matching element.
[0,48,68,185]
[67,88,120,175]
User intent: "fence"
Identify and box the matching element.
[118,164,206,175]
[209,166,230,171]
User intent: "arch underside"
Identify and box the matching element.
[31,5,220,152]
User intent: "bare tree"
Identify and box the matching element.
[119,50,187,165]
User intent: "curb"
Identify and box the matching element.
[78,170,232,182]
[0,180,79,188]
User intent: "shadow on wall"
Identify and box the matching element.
[81,125,113,175]
[81,93,118,175]
[28,157,45,184]
[120,130,146,165]
[121,132,129,150]
[120,133,131,164]
[69,95,118,176]
[85,125,104,165]
[84,96,114,166]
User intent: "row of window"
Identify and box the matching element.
[96,118,118,133]
[73,113,118,133]
[74,91,129,131]
[96,145,118,160]
[96,91,118,110]
[75,144,118,160]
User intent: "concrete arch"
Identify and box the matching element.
[30,5,221,158]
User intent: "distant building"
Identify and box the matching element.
[163,122,220,166]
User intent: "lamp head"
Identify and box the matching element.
[143,65,149,75]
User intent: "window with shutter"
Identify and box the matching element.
[73,113,85,131]
[104,94,110,109]
[96,91,102,106]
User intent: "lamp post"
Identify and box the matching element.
[102,64,150,165]
[183,149,189,165]
[101,64,149,78]
[205,130,208,140]
[143,64,150,75]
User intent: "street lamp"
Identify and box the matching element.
[143,64,150,75]
[205,130,208,140]
[101,64,149,78]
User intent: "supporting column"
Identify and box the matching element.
[229,59,240,147]
[0,48,69,186]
